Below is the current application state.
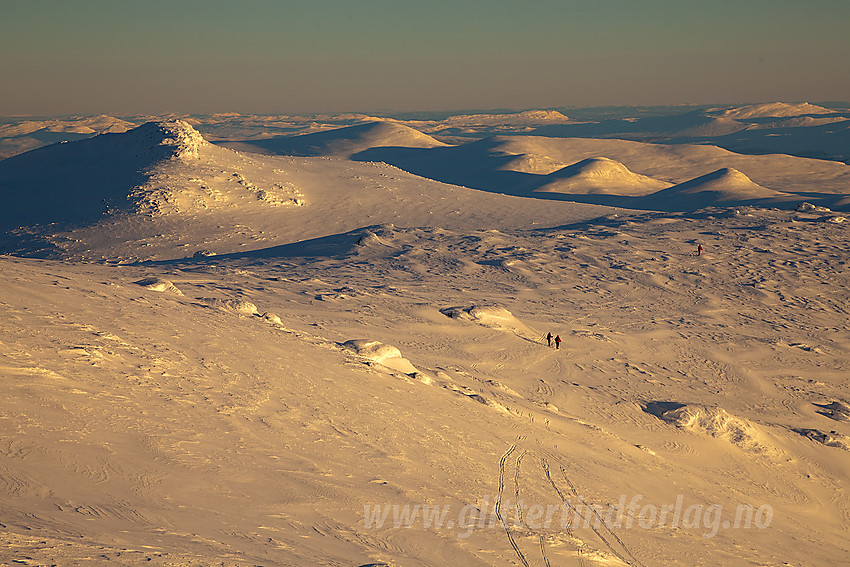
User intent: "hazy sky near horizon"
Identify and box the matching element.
[1,0,848,115]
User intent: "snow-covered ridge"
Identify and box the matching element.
[0,114,136,138]
[0,118,307,249]
[442,109,570,125]
[715,102,834,119]
[128,119,209,161]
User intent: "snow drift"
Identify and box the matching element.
[535,157,672,196]
[343,339,419,374]
[648,403,781,457]
[134,276,183,295]
[441,305,539,341]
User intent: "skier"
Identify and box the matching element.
[697,244,703,256]
[546,332,553,347]
[554,335,561,350]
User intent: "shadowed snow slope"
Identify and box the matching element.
[346,135,850,210]
[535,157,672,196]
[0,120,209,229]
[669,116,746,138]
[0,123,622,261]
[221,121,447,158]
[343,339,418,374]
[519,103,850,162]
[0,115,140,160]
[644,168,793,211]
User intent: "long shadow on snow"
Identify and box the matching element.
[352,142,652,209]
[138,225,402,266]
[353,144,814,212]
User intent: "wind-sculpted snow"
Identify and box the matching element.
[441,305,540,341]
[648,403,782,458]
[198,297,260,316]
[814,400,850,422]
[133,276,183,295]
[1,202,850,565]
[343,339,419,374]
[1,106,850,565]
[146,119,209,161]
[796,428,850,451]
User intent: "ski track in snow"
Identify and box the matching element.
[1,116,850,565]
[2,207,850,565]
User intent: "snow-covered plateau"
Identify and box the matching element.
[1,107,849,566]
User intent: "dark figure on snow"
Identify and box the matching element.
[697,244,703,256]
[546,332,553,347]
[554,335,561,349]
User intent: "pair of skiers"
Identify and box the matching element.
[546,332,561,349]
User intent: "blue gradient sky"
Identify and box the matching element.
[1,0,848,115]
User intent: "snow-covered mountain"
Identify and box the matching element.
[0,120,617,260]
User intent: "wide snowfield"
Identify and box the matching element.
[1,110,849,565]
[2,208,849,565]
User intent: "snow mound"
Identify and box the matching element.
[134,277,183,295]
[441,305,538,340]
[796,202,831,212]
[228,121,446,158]
[535,157,672,196]
[198,298,259,316]
[261,312,283,325]
[496,152,565,174]
[717,102,833,119]
[342,339,418,374]
[649,403,780,456]
[355,229,394,248]
[646,168,789,210]
[670,168,776,197]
